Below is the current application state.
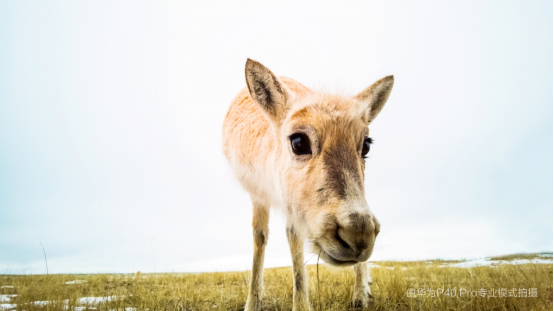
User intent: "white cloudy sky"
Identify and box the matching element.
[0,0,551,274]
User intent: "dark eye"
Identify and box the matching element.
[362,137,372,157]
[290,133,312,155]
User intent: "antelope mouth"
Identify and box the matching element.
[314,243,359,267]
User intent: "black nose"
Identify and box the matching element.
[333,212,378,259]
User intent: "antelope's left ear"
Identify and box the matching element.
[355,75,394,124]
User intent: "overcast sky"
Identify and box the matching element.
[0,0,552,274]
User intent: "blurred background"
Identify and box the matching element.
[0,0,551,274]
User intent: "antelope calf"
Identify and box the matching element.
[222,59,394,310]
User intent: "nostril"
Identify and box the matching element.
[335,228,352,250]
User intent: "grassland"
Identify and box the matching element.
[1,253,552,311]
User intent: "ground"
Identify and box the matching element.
[1,253,552,311]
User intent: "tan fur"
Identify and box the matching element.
[223,59,393,310]
[223,77,310,166]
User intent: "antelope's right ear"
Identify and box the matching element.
[245,59,290,125]
[355,75,394,124]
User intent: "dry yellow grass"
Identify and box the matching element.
[1,254,552,311]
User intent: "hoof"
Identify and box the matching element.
[352,291,373,308]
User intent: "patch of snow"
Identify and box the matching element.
[441,258,553,268]
[401,267,408,271]
[386,267,394,270]
[442,258,495,268]
[367,263,381,268]
[539,253,553,258]
[0,296,16,303]
[33,301,50,306]
[3,296,127,311]
[0,287,13,289]
[31,300,70,307]
[501,258,554,265]
[0,303,16,310]
[65,280,86,285]
[78,296,117,304]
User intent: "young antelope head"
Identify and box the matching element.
[245,59,394,266]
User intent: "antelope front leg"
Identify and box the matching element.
[352,262,373,307]
[286,225,310,311]
[245,202,269,311]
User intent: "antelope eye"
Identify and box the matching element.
[362,137,372,157]
[290,133,311,155]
